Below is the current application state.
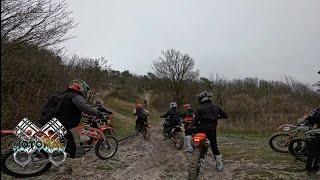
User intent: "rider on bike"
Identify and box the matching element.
[95,101,113,115]
[160,102,181,136]
[57,79,104,177]
[190,91,228,172]
[133,103,150,133]
[95,100,113,125]
[180,104,194,152]
[304,108,320,175]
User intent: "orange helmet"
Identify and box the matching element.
[184,104,191,109]
[136,103,143,108]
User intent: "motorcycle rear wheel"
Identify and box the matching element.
[142,127,150,140]
[188,148,201,180]
[268,133,291,153]
[173,132,184,150]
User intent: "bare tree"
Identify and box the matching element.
[1,0,76,54]
[152,49,199,105]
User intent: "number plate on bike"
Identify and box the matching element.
[283,127,290,131]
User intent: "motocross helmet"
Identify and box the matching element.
[96,101,102,107]
[170,102,177,109]
[197,91,213,103]
[68,79,90,96]
[184,104,191,110]
[136,103,143,108]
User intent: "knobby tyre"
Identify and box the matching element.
[174,132,184,150]
[188,148,201,180]
[142,127,150,140]
[95,136,118,160]
[1,150,52,178]
[288,138,308,162]
[268,133,291,153]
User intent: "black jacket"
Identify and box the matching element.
[161,108,181,126]
[96,106,113,115]
[57,89,102,129]
[305,109,320,127]
[181,109,194,119]
[192,100,228,129]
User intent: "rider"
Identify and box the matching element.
[133,103,150,133]
[95,101,113,115]
[304,108,320,176]
[180,104,194,152]
[57,79,104,177]
[160,102,181,136]
[95,100,113,125]
[191,91,228,172]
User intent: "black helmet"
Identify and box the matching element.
[96,101,102,106]
[197,91,213,103]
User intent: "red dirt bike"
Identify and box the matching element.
[1,115,118,178]
[268,118,311,153]
[188,133,210,180]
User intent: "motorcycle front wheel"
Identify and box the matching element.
[288,138,308,162]
[95,136,118,160]
[1,150,52,178]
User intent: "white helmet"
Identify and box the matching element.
[170,102,177,109]
[197,91,213,103]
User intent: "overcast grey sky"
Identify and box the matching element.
[62,0,320,85]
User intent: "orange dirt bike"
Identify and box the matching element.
[268,118,311,153]
[188,133,210,180]
[1,115,118,178]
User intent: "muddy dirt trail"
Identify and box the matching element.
[2,121,318,180]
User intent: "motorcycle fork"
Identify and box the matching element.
[286,130,300,144]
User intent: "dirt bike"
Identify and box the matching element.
[268,119,310,153]
[162,117,184,150]
[1,115,118,178]
[188,133,210,180]
[134,115,151,140]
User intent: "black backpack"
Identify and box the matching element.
[136,108,148,121]
[37,94,66,126]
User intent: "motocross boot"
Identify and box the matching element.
[184,135,193,153]
[214,154,224,171]
[67,158,95,177]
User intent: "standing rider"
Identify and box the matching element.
[133,103,150,133]
[191,91,228,172]
[160,102,181,136]
[57,79,104,177]
[304,109,320,176]
[181,104,194,152]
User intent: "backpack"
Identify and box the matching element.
[37,94,66,126]
[136,108,148,121]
